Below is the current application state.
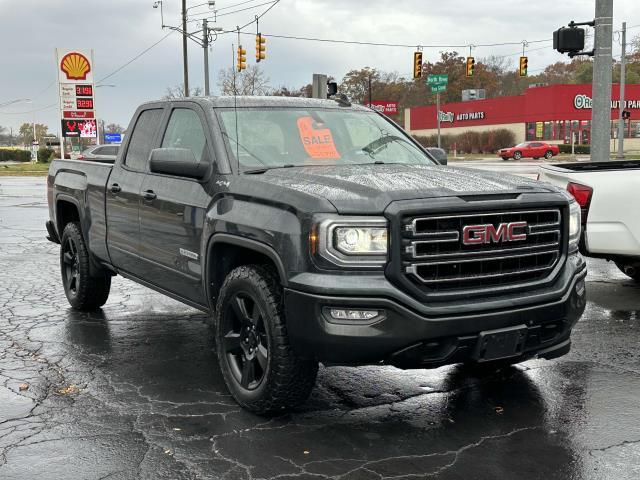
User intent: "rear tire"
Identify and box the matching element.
[214,265,318,414]
[60,222,111,310]
[501,156,509,161]
[616,262,640,283]
[513,151,522,160]
[544,150,553,159]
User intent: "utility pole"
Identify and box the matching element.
[616,21,626,159]
[182,0,189,97]
[368,74,372,106]
[203,19,210,96]
[436,92,441,149]
[591,0,613,161]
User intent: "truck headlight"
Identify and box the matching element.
[314,217,388,268]
[568,201,581,248]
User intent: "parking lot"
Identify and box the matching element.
[1,176,639,479]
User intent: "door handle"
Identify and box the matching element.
[143,190,157,201]
[110,183,121,193]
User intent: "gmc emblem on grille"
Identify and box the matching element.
[462,221,528,245]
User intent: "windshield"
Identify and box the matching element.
[217,107,436,172]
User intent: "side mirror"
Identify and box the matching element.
[149,148,208,179]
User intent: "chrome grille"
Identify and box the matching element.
[402,209,563,291]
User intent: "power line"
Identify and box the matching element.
[189,0,277,20]
[227,31,552,49]
[96,30,174,84]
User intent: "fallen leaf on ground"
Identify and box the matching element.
[303,450,310,455]
[56,385,78,396]
[19,383,29,391]
[494,406,504,414]
[164,448,173,455]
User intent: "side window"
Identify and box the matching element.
[124,109,163,170]
[161,109,207,163]
[92,147,106,155]
[106,146,119,156]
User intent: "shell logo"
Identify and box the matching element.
[60,52,91,81]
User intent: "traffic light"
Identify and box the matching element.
[466,56,475,77]
[519,56,528,77]
[237,45,247,72]
[413,52,422,79]
[255,33,266,62]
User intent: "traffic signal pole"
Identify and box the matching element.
[436,92,441,149]
[203,19,210,96]
[591,0,613,161]
[616,21,626,159]
[182,0,189,97]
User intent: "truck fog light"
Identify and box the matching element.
[329,308,381,321]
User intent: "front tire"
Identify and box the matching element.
[214,265,318,414]
[544,150,553,159]
[60,222,111,310]
[513,151,522,160]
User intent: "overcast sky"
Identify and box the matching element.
[0,0,637,133]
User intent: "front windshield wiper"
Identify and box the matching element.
[361,135,407,155]
[243,164,295,175]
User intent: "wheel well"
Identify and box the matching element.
[56,200,80,233]
[208,242,282,303]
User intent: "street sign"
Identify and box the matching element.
[430,84,447,93]
[104,133,122,143]
[427,74,448,85]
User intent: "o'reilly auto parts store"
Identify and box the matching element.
[406,84,640,151]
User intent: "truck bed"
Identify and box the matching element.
[544,160,640,173]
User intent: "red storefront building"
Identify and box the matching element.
[406,84,640,151]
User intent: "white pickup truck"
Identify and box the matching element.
[538,160,640,282]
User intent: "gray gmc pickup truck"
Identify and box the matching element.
[47,96,586,413]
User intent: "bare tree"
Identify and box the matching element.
[162,83,204,99]
[105,123,125,134]
[217,65,271,96]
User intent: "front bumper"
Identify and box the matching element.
[284,255,586,368]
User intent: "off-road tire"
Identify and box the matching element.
[60,222,111,310]
[544,150,553,159]
[214,265,318,414]
[616,262,640,283]
[513,151,522,160]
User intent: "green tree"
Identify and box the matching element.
[18,123,48,146]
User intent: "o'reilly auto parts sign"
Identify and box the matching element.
[574,94,640,110]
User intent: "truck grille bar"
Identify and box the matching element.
[402,209,563,291]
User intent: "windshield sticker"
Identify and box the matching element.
[296,116,341,159]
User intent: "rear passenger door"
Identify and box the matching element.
[138,104,213,305]
[105,107,165,275]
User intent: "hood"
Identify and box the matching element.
[247,164,557,214]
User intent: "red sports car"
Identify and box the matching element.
[498,142,559,160]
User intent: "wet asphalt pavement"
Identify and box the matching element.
[1,176,639,480]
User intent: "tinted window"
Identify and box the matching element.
[104,146,119,156]
[161,109,207,162]
[91,147,107,155]
[124,109,163,170]
[218,108,435,171]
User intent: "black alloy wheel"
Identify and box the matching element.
[513,151,522,160]
[222,291,270,390]
[214,265,318,413]
[59,222,111,310]
[62,235,80,297]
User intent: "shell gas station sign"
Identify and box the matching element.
[55,49,97,138]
